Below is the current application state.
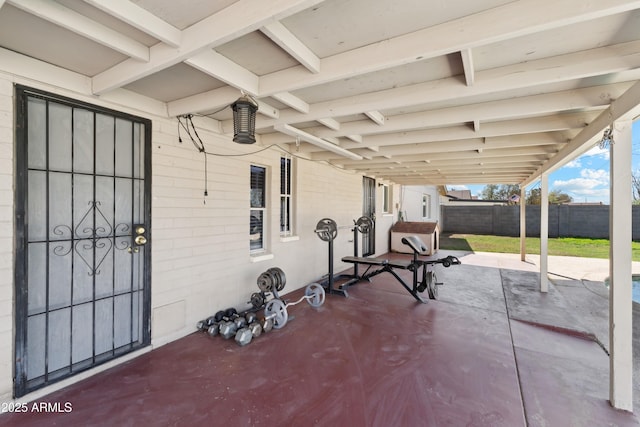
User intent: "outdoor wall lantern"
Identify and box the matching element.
[231,94,258,144]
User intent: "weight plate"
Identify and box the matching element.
[305,283,326,308]
[257,272,274,292]
[355,216,374,234]
[268,267,286,291]
[266,268,281,292]
[426,271,438,300]
[264,299,288,329]
[250,292,265,308]
[315,218,338,242]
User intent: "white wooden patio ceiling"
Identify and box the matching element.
[2,0,640,186]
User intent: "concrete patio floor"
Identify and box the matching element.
[0,251,638,426]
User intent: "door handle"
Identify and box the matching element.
[129,224,147,253]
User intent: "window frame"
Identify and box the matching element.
[422,193,431,219]
[382,184,391,214]
[250,164,267,253]
[280,155,294,237]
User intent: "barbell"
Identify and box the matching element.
[313,216,374,242]
[263,283,326,329]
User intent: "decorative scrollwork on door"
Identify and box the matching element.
[50,201,133,276]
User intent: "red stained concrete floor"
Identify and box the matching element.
[1,252,638,426]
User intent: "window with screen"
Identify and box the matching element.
[250,165,266,251]
[280,156,293,236]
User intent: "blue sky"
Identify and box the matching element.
[449,120,640,204]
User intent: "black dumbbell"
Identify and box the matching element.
[246,312,258,324]
[214,307,238,323]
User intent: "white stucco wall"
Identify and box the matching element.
[0,75,14,405]
[0,71,399,401]
[399,185,440,223]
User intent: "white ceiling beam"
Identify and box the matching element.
[315,145,556,163]
[168,86,240,117]
[186,50,260,96]
[461,49,475,86]
[383,173,528,181]
[271,92,309,113]
[9,0,149,61]
[346,135,363,143]
[366,146,379,152]
[317,118,340,130]
[84,0,181,47]
[383,170,530,177]
[311,132,565,161]
[0,46,91,94]
[348,154,550,169]
[258,83,627,142]
[166,85,280,119]
[398,177,523,185]
[256,40,640,129]
[274,124,363,160]
[91,0,324,94]
[473,120,480,132]
[307,112,596,152]
[321,146,560,165]
[522,79,640,186]
[258,0,640,95]
[260,21,320,73]
[365,111,385,126]
[322,136,341,145]
[255,100,281,119]
[373,160,541,169]
[359,164,540,175]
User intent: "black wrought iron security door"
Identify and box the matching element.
[14,86,151,397]
[362,177,376,256]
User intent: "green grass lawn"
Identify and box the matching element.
[439,233,640,261]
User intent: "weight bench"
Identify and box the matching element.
[340,235,460,303]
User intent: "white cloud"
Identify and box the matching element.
[583,145,610,160]
[565,146,609,170]
[565,158,581,168]
[553,167,610,201]
[580,168,609,180]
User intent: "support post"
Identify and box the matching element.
[540,173,549,293]
[520,186,526,261]
[609,119,633,411]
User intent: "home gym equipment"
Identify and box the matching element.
[207,323,219,337]
[249,322,262,338]
[197,307,237,332]
[245,312,258,324]
[263,283,326,329]
[250,266,287,310]
[219,321,238,339]
[235,327,253,346]
[340,235,461,303]
[197,267,326,346]
[314,216,374,296]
